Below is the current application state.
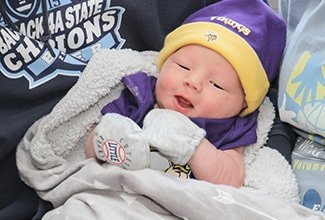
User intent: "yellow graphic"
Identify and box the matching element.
[164,163,191,179]
[286,52,325,105]
[293,159,325,172]
[286,52,310,105]
[285,51,325,136]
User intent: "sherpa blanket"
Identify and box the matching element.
[16,49,325,220]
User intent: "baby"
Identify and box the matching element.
[85,0,286,187]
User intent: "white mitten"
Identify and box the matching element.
[93,113,150,170]
[142,109,206,165]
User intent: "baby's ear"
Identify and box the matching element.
[240,97,247,109]
[242,102,248,109]
[239,101,248,115]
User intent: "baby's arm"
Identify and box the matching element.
[142,108,245,187]
[188,139,244,187]
[85,129,96,159]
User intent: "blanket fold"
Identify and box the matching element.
[17,49,322,220]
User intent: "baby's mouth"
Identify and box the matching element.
[175,95,193,109]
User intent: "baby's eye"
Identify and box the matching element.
[177,63,190,71]
[210,80,224,90]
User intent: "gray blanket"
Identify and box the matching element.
[16,49,325,219]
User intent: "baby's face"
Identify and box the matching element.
[155,44,246,119]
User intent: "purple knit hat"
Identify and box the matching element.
[157,0,286,116]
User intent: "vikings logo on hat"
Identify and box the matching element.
[204,30,217,42]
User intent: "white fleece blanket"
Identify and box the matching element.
[16,49,325,220]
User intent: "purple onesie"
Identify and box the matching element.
[101,72,258,151]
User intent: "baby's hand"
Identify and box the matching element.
[91,113,150,170]
[142,109,206,165]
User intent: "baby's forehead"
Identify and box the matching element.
[174,45,238,70]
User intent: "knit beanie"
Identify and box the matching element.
[157,0,286,116]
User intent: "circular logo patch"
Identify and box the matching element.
[102,140,126,164]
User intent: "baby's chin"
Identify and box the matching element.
[157,101,204,118]
[172,108,201,119]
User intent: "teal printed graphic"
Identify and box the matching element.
[4,0,39,18]
[279,51,325,142]
[0,26,86,88]
[0,0,125,88]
